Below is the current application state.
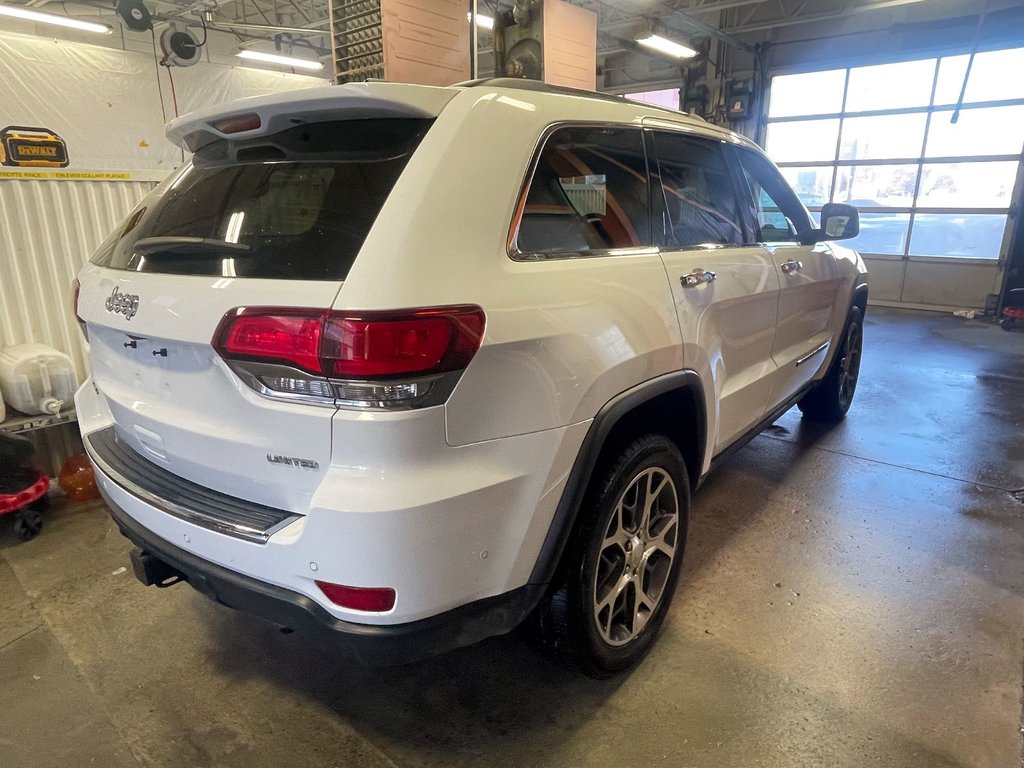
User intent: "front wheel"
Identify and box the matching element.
[536,435,690,678]
[798,306,863,423]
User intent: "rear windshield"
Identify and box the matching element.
[90,118,433,280]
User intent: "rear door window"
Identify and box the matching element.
[648,130,745,248]
[514,126,651,257]
[90,118,433,280]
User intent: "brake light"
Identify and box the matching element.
[315,581,396,612]
[217,311,325,373]
[213,305,485,409]
[212,113,262,134]
[323,309,484,378]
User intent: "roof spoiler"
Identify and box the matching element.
[165,82,459,153]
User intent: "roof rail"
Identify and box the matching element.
[455,77,705,123]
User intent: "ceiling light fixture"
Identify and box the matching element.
[0,3,112,34]
[466,12,494,30]
[635,33,697,59]
[236,49,324,71]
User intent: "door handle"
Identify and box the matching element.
[780,259,803,274]
[681,268,716,287]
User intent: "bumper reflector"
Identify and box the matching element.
[315,581,396,612]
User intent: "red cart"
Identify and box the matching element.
[0,432,49,541]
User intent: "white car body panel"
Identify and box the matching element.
[660,245,782,454]
[75,80,867,639]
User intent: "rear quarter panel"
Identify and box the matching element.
[335,89,689,447]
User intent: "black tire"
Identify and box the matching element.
[14,507,43,541]
[535,435,690,678]
[798,305,863,423]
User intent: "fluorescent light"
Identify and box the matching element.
[0,4,111,34]
[636,34,697,59]
[466,11,494,30]
[236,49,324,71]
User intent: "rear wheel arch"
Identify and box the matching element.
[528,370,707,589]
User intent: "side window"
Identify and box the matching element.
[736,148,814,243]
[650,131,745,248]
[515,126,650,256]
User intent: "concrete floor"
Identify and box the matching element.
[1,306,1022,768]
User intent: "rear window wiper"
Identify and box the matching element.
[132,237,252,257]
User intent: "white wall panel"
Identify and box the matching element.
[0,178,155,379]
[0,29,326,171]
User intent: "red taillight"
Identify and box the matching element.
[215,310,325,373]
[213,306,485,380]
[323,308,485,378]
[315,581,396,612]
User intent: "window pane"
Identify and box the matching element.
[925,106,1024,157]
[91,118,432,280]
[845,59,936,112]
[768,69,846,117]
[833,164,918,208]
[652,132,744,248]
[736,149,814,243]
[516,126,650,255]
[917,162,1018,208]
[778,166,834,208]
[765,119,840,162]
[847,212,911,255]
[909,213,1007,258]
[934,48,1024,105]
[839,113,927,160]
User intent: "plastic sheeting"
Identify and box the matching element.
[0,29,327,170]
[0,177,154,378]
[0,29,328,471]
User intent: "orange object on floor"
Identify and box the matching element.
[59,453,99,501]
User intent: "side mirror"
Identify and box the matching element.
[819,202,859,241]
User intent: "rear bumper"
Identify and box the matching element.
[103,488,541,664]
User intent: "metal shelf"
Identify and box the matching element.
[0,408,77,435]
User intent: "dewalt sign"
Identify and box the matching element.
[1,126,69,168]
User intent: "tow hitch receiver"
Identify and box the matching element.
[130,547,185,588]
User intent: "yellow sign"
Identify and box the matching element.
[0,170,132,180]
[1,126,70,168]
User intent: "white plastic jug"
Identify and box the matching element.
[0,343,78,416]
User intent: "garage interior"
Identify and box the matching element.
[1,1,1023,767]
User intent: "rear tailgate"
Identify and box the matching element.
[78,267,339,512]
[78,84,456,514]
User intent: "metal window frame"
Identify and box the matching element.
[763,50,1024,264]
[507,121,656,263]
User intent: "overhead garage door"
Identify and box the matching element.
[764,47,1024,310]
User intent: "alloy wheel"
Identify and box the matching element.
[592,467,680,647]
[838,320,862,410]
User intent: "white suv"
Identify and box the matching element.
[75,79,867,677]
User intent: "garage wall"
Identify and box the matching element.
[0,177,157,376]
[0,28,328,470]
